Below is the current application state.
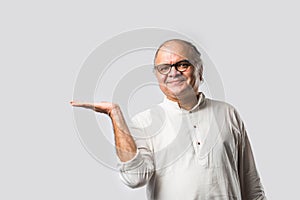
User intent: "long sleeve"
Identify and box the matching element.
[118,114,155,189]
[118,148,154,188]
[236,111,267,200]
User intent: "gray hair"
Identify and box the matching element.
[154,39,203,81]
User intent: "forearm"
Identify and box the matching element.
[238,130,267,199]
[239,139,266,200]
[109,105,137,162]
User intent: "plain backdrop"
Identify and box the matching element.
[1,0,299,199]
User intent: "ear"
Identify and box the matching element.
[199,70,203,81]
[199,64,203,81]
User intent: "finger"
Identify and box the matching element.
[70,101,95,110]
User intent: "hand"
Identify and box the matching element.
[70,101,119,116]
[71,100,137,161]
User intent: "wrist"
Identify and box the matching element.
[108,104,121,118]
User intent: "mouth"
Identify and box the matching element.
[166,79,185,84]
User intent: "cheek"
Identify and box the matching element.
[189,75,196,84]
[155,73,167,85]
[184,71,195,84]
[155,74,171,94]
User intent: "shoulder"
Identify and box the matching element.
[205,98,238,116]
[205,98,245,132]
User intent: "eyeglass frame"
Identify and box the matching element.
[154,59,193,75]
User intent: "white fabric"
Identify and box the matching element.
[118,93,266,200]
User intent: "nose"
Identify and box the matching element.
[168,66,181,77]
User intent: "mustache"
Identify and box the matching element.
[165,77,186,84]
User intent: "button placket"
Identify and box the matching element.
[190,110,203,150]
[187,112,201,156]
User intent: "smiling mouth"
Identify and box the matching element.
[166,79,185,84]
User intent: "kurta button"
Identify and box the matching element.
[193,125,196,128]
[197,142,201,145]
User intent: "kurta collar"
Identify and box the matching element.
[162,92,206,113]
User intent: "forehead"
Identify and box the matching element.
[155,42,192,64]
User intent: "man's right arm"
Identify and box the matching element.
[118,147,155,188]
[117,110,155,188]
[108,105,138,162]
[71,101,154,187]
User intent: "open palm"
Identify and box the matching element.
[70,101,117,115]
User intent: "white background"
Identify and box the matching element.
[1,0,299,199]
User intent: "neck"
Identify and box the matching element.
[168,91,199,111]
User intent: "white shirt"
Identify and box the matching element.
[118,93,266,200]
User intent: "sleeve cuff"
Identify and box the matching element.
[117,149,144,171]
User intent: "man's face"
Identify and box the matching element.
[154,43,199,101]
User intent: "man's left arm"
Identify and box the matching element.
[236,110,267,200]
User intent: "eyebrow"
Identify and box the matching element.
[155,59,190,67]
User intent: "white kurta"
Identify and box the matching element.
[118,93,266,200]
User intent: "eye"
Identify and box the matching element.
[158,65,170,72]
[180,63,189,67]
[176,61,190,70]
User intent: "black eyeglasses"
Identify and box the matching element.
[155,60,192,75]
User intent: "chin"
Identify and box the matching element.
[160,83,194,99]
[167,86,190,98]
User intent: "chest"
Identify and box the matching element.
[149,111,239,174]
